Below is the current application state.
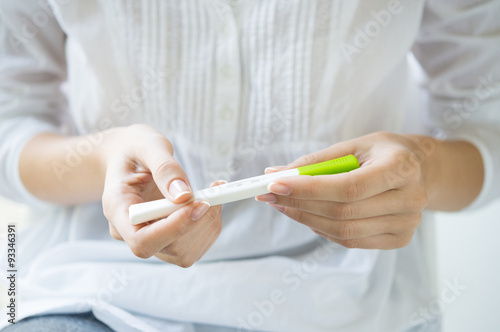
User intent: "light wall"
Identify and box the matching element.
[434,200,500,332]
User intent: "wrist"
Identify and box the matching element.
[94,127,122,178]
[405,134,484,211]
[403,134,443,206]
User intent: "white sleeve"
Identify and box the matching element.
[0,0,67,206]
[413,0,500,209]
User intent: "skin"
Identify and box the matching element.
[19,126,484,266]
[20,124,222,267]
[255,132,484,249]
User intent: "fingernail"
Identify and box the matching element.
[268,203,285,212]
[191,201,210,221]
[210,180,227,187]
[268,182,290,195]
[265,167,282,174]
[169,179,191,200]
[255,193,277,203]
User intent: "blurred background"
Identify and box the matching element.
[433,201,500,331]
[1,196,499,331]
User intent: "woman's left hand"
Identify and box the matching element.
[256,132,441,249]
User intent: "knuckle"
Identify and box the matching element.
[295,153,318,167]
[406,192,428,212]
[286,198,301,210]
[410,154,423,172]
[395,233,414,249]
[340,239,359,249]
[390,173,407,188]
[418,191,429,209]
[110,232,122,241]
[177,257,195,268]
[158,136,174,154]
[302,185,316,200]
[394,147,410,158]
[154,159,179,179]
[372,131,394,141]
[409,213,423,229]
[336,221,358,239]
[397,214,421,233]
[129,238,152,259]
[341,180,365,202]
[102,208,112,224]
[130,246,151,259]
[109,225,123,241]
[164,243,188,257]
[332,203,355,220]
[293,209,307,224]
[386,156,400,170]
[101,195,114,221]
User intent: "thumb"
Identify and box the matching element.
[265,141,357,174]
[136,136,193,203]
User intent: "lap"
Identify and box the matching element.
[1,312,114,332]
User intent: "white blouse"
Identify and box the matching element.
[1,0,499,331]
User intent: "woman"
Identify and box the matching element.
[1,1,499,331]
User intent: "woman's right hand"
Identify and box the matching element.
[100,124,222,267]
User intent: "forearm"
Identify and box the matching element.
[19,131,111,205]
[416,136,484,212]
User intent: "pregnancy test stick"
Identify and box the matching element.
[129,155,359,225]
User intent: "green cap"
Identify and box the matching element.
[297,155,359,176]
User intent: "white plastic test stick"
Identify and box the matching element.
[129,155,359,225]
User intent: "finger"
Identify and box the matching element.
[269,204,421,239]
[159,205,222,257]
[116,200,209,259]
[108,223,123,241]
[264,165,287,174]
[312,229,415,250]
[134,135,193,203]
[266,138,363,172]
[161,180,223,256]
[159,180,224,263]
[118,179,223,259]
[155,214,222,268]
[211,180,228,186]
[193,228,221,262]
[102,180,148,239]
[267,156,402,202]
[257,188,427,220]
[136,200,211,250]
